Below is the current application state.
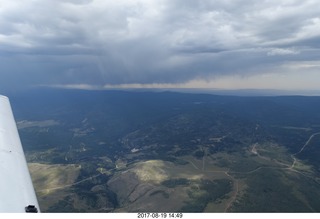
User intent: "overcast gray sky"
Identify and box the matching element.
[1,0,320,92]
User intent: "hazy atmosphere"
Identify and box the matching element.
[1,0,320,93]
[3,1,320,213]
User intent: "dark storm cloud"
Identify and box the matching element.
[0,0,320,91]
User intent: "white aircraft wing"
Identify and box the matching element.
[0,95,40,213]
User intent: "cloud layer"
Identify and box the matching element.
[1,0,320,91]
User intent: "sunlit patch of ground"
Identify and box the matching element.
[132,160,169,183]
[28,163,81,211]
[109,160,197,212]
[108,158,234,212]
[28,163,81,195]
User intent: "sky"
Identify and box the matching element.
[1,0,320,93]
